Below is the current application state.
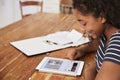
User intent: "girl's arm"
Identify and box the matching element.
[84,60,97,80]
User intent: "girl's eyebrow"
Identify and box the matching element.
[77,19,83,22]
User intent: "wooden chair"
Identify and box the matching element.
[61,0,73,14]
[19,0,43,18]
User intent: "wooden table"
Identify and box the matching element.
[0,13,95,80]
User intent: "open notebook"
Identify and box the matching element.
[10,29,89,56]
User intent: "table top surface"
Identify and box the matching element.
[0,13,95,80]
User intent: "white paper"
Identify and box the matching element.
[46,29,89,46]
[36,57,84,76]
[67,29,83,42]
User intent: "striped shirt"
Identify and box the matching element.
[96,31,120,72]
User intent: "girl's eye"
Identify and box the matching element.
[77,20,86,26]
[81,21,86,26]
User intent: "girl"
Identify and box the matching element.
[66,0,120,80]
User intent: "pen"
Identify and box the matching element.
[62,42,73,45]
[45,40,73,45]
[45,40,58,45]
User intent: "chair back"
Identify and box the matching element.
[19,0,43,18]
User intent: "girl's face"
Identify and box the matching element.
[73,9,106,40]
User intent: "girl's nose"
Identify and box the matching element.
[80,28,86,34]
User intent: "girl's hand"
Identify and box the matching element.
[66,48,85,60]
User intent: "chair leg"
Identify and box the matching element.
[60,5,72,14]
[69,7,72,14]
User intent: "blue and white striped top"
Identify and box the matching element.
[96,31,120,72]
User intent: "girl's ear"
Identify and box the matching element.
[101,16,106,23]
[99,13,106,23]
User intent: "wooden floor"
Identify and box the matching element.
[0,13,95,80]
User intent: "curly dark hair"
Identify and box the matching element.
[73,0,120,28]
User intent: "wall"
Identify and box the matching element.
[0,0,43,29]
[0,0,21,29]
